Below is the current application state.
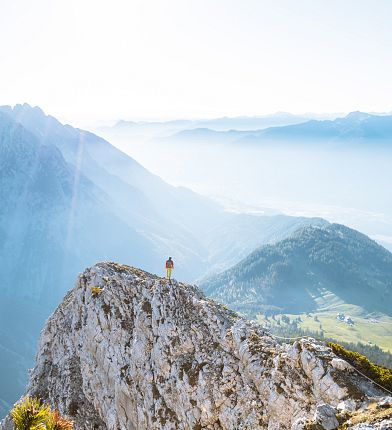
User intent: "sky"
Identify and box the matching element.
[1,0,392,126]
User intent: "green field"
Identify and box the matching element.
[257,289,392,352]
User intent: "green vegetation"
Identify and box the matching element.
[11,397,51,430]
[204,223,392,370]
[259,314,392,369]
[337,402,392,430]
[202,224,392,318]
[328,342,392,392]
[11,397,73,430]
[46,411,74,430]
[258,301,392,354]
[91,286,103,297]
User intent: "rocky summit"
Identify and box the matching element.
[2,262,391,430]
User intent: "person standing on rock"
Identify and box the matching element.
[165,257,174,282]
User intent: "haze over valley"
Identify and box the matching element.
[98,112,392,252]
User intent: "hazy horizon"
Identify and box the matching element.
[2,102,391,130]
[2,102,391,253]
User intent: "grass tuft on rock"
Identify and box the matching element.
[11,397,51,430]
[91,286,103,297]
[11,396,73,430]
[46,410,74,430]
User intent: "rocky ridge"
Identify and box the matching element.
[2,262,391,429]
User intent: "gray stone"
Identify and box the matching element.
[378,396,392,408]
[349,420,392,430]
[0,415,13,430]
[291,417,308,430]
[314,403,339,430]
[2,263,388,430]
[337,399,357,412]
[331,357,353,372]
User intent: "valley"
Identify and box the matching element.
[259,300,392,353]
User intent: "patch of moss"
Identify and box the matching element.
[152,383,160,400]
[106,262,132,274]
[247,331,267,355]
[224,388,234,397]
[157,403,178,426]
[303,423,324,430]
[142,300,152,315]
[328,342,392,392]
[101,303,111,316]
[91,286,103,297]
[120,365,129,378]
[180,361,205,386]
[120,317,133,331]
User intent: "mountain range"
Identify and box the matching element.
[0,104,326,417]
[241,111,392,144]
[160,111,392,145]
[98,112,316,140]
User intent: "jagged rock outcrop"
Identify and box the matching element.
[2,263,391,429]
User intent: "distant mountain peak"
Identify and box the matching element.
[345,111,373,121]
[13,103,46,116]
[239,110,392,142]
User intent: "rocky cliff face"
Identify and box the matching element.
[3,263,391,429]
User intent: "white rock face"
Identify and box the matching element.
[6,263,388,430]
[337,399,357,412]
[349,420,392,430]
[331,358,353,372]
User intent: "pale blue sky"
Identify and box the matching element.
[1,0,392,125]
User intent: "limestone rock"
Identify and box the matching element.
[331,357,353,372]
[314,403,339,430]
[2,263,389,429]
[337,399,357,412]
[348,419,392,430]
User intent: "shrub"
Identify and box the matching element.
[46,411,74,430]
[11,397,50,430]
[91,286,103,297]
[11,397,73,430]
[328,341,392,392]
